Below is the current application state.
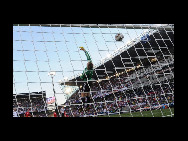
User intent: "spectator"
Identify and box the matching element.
[13,108,19,117]
[60,106,65,117]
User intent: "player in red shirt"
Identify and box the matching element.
[25,109,31,117]
[54,111,57,117]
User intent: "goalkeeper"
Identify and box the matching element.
[79,47,93,104]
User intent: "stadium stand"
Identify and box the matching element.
[13,91,48,117]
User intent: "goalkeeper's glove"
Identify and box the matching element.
[79,47,85,51]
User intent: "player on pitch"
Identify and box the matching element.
[79,47,93,106]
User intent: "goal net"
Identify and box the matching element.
[13,24,174,117]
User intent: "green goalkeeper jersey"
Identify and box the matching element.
[80,50,93,81]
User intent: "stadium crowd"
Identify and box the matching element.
[13,56,174,117]
[13,96,47,117]
[63,56,174,117]
[64,78,174,117]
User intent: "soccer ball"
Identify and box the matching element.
[115,33,124,41]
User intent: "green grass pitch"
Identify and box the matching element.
[98,108,174,117]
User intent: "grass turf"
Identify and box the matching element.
[98,108,174,117]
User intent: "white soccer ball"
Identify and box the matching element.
[115,33,124,41]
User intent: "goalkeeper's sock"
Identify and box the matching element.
[81,97,85,103]
[86,96,90,103]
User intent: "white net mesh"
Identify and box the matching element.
[13,24,174,117]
